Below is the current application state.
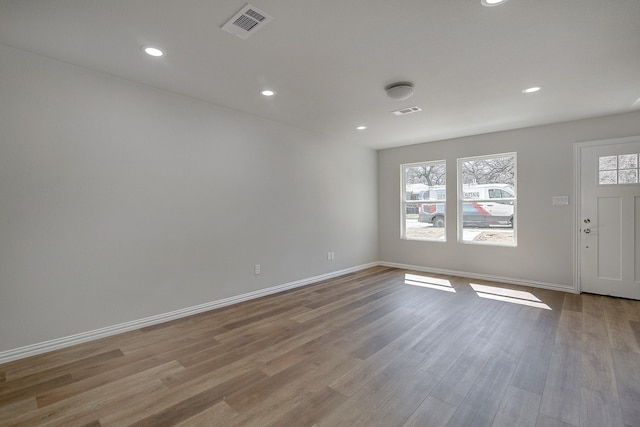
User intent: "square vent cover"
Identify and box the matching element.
[221,4,273,39]
[391,106,422,116]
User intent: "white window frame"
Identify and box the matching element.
[401,160,446,242]
[457,152,517,247]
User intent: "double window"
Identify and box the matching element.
[401,153,517,247]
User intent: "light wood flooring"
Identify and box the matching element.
[1,266,640,426]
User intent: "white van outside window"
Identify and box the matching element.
[418,183,515,229]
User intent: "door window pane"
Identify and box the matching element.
[618,154,638,169]
[599,170,618,185]
[619,169,638,184]
[599,156,617,170]
[598,154,639,185]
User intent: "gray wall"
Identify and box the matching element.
[0,44,378,352]
[378,110,640,289]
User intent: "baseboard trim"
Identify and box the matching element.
[378,261,576,294]
[0,262,378,364]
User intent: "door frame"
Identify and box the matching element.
[573,135,640,294]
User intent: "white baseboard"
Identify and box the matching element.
[378,261,576,294]
[0,262,378,364]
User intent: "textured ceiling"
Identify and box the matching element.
[1,0,639,149]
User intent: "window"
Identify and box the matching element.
[401,161,446,241]
[458,153,516,246]
[599,154,639,184]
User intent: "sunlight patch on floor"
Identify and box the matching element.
[405,273,456,293]
[470,283,551,310]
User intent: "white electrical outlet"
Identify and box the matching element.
[327,252,332,261]
[327,251,335,260]
[254,264,261,275]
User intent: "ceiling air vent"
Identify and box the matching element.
[221,4,274,39]
[391,106,422,116]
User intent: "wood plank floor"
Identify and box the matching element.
[1,266,639,427]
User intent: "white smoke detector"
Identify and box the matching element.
[385,83,415,101]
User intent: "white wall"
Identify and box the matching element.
[0,44,378,353]
[378,110,640,289]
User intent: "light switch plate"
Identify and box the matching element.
[552,196,569,205]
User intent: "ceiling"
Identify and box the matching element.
[1,0,639,150]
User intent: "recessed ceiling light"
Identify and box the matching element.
[522,86,542,94]
[356,126,367,130]
[261,90,275,97]
[481,0,509,7]
[143,46,164,57]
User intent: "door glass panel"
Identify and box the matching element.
[619,169,638,184]
[599,170,617,185]
[619,154,638,168]
[598,154,639,185]
[599,156,617,170]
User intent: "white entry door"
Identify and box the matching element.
[579,137,640,300]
